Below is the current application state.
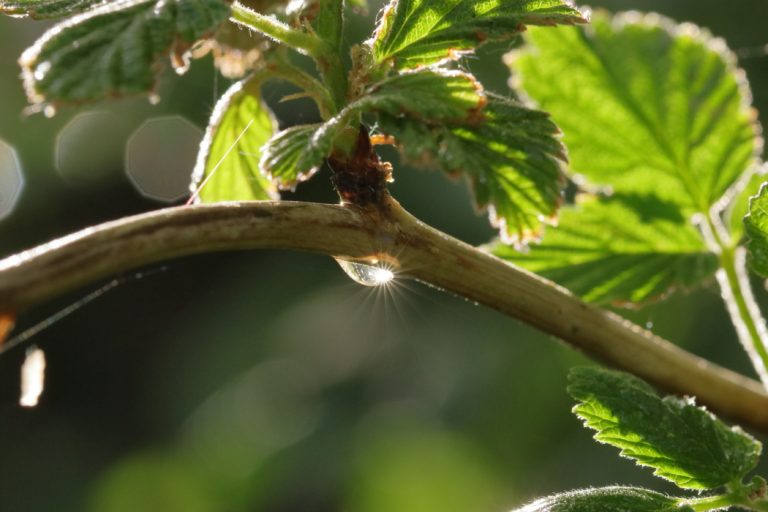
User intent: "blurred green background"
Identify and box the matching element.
[1,1,767,511]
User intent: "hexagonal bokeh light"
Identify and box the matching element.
[125,116,202,203]
[55,111,126,184]
[0,139,24,221]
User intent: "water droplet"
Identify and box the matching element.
[43,105,56,118]
[148,94,161,105]
[20,346,45,408]
[336,259,394,287]
[646,321,654,329]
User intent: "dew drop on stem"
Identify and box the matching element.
[335,258,394,287]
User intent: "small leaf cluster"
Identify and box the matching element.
[225,0,586,243]
[1,0,586,243]
[514,367,766,512]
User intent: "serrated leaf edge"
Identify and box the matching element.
[259,124,325,191]
[506,9,764,218]
[18,0,226,108]
[364,68,488,125]
[369,0,588,71]
[569,368,762,490]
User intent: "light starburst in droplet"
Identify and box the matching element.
[370,266,394,285]
[336,259,396,287]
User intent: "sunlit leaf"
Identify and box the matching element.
[510,11,762,215]
[359,69,485,123]
[19,0,230,107]
[512,487,689,512]
[492,195,718,305]
[379,94,565,244]
[0,0,103,18]
[372,0,586,70]
[568,367,761,490]
[191,76,278,203]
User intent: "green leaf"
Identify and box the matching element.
[0,0,103,18]
[744,182,768,278]
[492,195,718,305]
[512,487,689,512]
[310,0,343,52]
[260,124,338,189]
[359,69,485,123]
[379,94,565,244]
[371,0,586,70]
[191,77,278,203]
[568,367,761,490]
[727,164,767,243]
[510,11,762,215]
[19,0,230,107]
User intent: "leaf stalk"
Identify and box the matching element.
[230,2,348,112]
[683,492,749,512]
[683,478,768,512]
[704,212,768,388]
[263,52,335,118]
[231,3,327,59]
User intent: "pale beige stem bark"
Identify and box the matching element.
[1,197,767,429]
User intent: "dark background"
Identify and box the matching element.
[1,1,767,511]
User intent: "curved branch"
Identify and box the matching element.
[1,198,767,430]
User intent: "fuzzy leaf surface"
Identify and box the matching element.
[260,124,337,189]
[568,367,761,490]
[513,487,689,512]
[511,12,762,215]
[191,78,277,203]
[359,69,485,123]
[0,0,103,18]
[379,94,565,243]
[493,196,718,305]
[20,0,230,107]
[372,0,585,70]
